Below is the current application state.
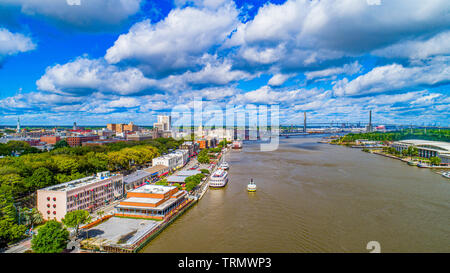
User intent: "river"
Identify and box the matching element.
[143,136,450,253]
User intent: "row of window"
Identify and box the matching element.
[67,189,113,202]
[67,194,114,209]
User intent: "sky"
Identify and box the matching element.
[0,0,449,126]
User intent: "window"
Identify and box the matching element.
[53,197,56,201]
[47,197,50,201]
[47,211,50,214]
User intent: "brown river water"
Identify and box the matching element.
[143,137,450,253]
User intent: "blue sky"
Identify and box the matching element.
[0,0,449,126]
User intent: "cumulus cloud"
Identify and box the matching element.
[373,31,450,60]
[226,0,450,69]
[305,61,362,80]
[2,0,450,126]
[105,2,239,75]
[0,0,142,30]
[268,73,295,86]
[0,91,83,111]
[36,57,159,96]
[333,57,450,96]
[0,28,35,58]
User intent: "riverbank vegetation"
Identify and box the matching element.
[184,173,206,192]
[333,129,450,144]
[0,137,184,247]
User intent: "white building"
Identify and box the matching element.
[153,115,171,131]
[174,149,189,166]
[392,139,450,164]
[207,128,233,141]
[152,154,179,170]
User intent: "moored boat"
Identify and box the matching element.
[209,169,228,188]
[232,140,243,149]
[407,161,418,166]
[219,162,229,170]
[442,172,450,179]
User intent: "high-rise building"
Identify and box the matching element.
[366,110,373,132]
[154,115,171,131]
[107,122,138,133]
[303,112,307,133]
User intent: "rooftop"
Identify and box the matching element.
[130,184,176,195]
[42,171,120,192]
[122,197,160,204]
[166,176,188,183]
[177,170,201,177]
[117,191,186,211]
[395,139,450,152]
[123,170,152,184]
[143,165,168,175]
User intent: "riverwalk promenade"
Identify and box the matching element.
[79,145,232,253]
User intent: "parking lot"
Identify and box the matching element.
[83,217,160,246]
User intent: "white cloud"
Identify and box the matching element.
[107,97,140,108]
[36,57,158,95]
[105,3,239,75]
[0,0,142,30]
[0,28,35,56]
[305,61,362,80]
[333,58,450,96]
[226,0,450,68]
[373,31,450,60]
[268,73,295,86]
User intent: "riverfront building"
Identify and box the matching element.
[152,154,179,171]
[115,185,187,220]
[392,140,450,164]
[166,170,201,186]
[37,172,124,221]
[152,150,189,171]
[123,165,170,191]
[123,170,153,192]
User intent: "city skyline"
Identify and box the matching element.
[0,0,449,126]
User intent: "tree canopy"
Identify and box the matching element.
[31,220,69,253]
[62,210,91,236]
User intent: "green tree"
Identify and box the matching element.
[26,167,54,190]
[27,208,43,226]
[407,146,418,157]
[155,178,168,186]
[31,220,69,253]
[53,140,69,149]
[62,210,91,237]
[429,157,441,166]
[401,149,408,157]
[0,189,17,223]
[96,210,104,219]
[0,220,27,246]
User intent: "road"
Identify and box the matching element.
[3,238,32,253]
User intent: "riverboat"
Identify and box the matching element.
[209,169,228,188]
[247,178,256,192]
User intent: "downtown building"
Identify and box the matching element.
[107,122,139,134]
[392,139,450,164]
[115,185,188,220]
[37,171,124,221]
